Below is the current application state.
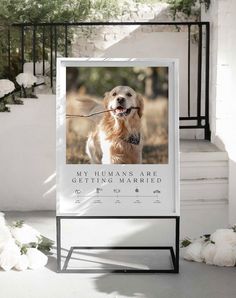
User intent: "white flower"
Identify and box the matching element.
[210,229,236,246]
[213,243,236,267]
[15,254,29,271]
[16,73,37,88]
[201,243,217,265]
[0,79,15,98]
[184,239,204,262]
[26,248,48,270]
[11,224,41,245]
[0,225,12,253]
[0,239,21,271]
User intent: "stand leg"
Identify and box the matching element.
[56,216,180,274]
[56,217,61,272]
[175,216,180,273]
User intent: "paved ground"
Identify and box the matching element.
[1,211,236,298]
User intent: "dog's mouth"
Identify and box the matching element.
[112,106,131,117]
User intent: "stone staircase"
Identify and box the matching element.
[180,140,228,237]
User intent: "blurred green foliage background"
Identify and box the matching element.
[66,67,168,99]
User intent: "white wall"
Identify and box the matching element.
[202,0,236,223]
[0,96,56,210]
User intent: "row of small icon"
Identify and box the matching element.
[74,188,161,194]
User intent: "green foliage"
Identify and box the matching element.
[202,234,211,242]
[16,235,54,254]
[67,67,168,98]
[20,244,29,255]
[12,220,24,228]
[167,0,211,19]
[37,236,54,254]
[232,225,236,233]
[0,0,122,82]
[0,0,121,25]
[0,100,10,112]
[181,237,192,247]
[76,67,147,96]
[0,0,88,24]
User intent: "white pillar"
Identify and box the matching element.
[202,0,236,224]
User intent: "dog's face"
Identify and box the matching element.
[105,86,144,118]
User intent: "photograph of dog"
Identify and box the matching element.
[66,67,168,164]
[86,85,144,164]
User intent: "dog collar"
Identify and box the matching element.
[124,133,140,145]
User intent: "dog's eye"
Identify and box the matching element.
[126,92,132,97]
[112,92,117,96]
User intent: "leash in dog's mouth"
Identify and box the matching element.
[66,107,139,118]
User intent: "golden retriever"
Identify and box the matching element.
[85,86,144,164]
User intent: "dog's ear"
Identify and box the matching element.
[103,92,110,108]
[136,93,144,118]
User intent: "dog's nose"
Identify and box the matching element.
[117,97,125,104]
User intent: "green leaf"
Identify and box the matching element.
[202,234,211,242]
[37,236,54,254]
[181,237,192,247]
[231,225,236,233]
[20,244,29,255]
[12,220,24,228]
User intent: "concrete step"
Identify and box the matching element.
[181,178,227,201]
[180,140,228,180]
[180,160,228,180]
[6,95,55,112]
[180,140,228,207]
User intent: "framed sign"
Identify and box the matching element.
[56,58,179,217]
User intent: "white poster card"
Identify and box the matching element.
[56,58,179,216]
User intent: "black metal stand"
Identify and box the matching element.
[56,216,180,273]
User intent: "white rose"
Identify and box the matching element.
[233,246,236,260]
[210,229,236,246]
[0,79,15,97]
[15,254,29,271]
[201,243,217,265]
[11,224,41,245]
[0,212,5,226]
[0,225,12,253]
[0,239,21,271]
[184,239,203,262]
[26,248,48,270]
[16,73,37,88]
[213,243,236,267]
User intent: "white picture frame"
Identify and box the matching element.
[56,58,179,216]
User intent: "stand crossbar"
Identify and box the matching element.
[56,216,180,273]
